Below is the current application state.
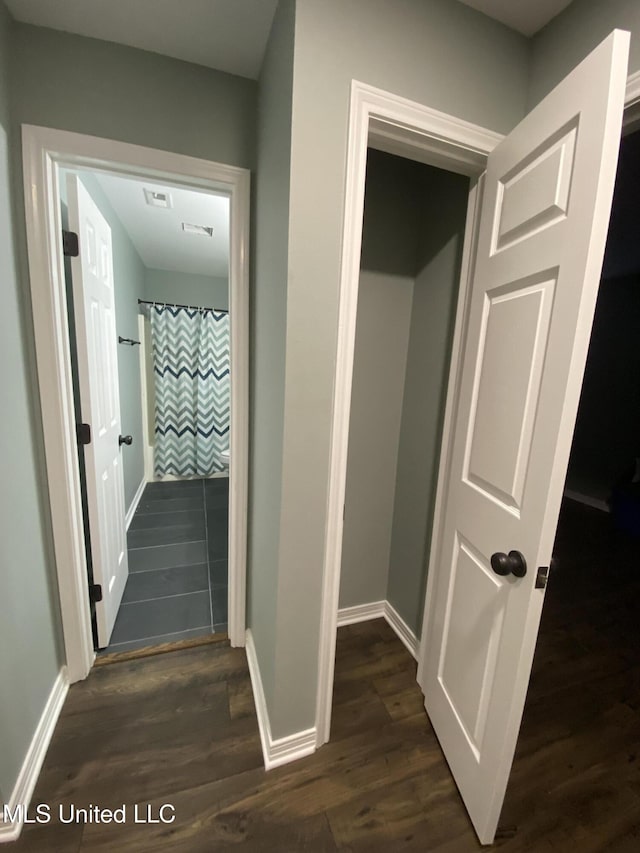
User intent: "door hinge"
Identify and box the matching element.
[76,423,91,445]
[89,583,103,603]
[62,229,79,257]
[535,565,550,589]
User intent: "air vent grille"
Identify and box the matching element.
[182,222,214,237]
[144,189,172,209]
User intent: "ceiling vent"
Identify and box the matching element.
[144,188,172,209]
[182,222,214,237]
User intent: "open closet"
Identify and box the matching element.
[339,148,469,643]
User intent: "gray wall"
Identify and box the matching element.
[388,167,470,633]
[269,0,529,739]
[11,22,257,168]
[359,148,429,277]
[529,0,640,108]
[0,1,62,805]
[144,268,228,311]
[247,0,295,716]
[339,149,430,611]
[339,270,413,608]
[338,151,469,634]
[0,8,257,806]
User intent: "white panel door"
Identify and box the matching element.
[420,31,629,844]
[67,175,129,649]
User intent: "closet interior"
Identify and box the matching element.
[339,148,470,642]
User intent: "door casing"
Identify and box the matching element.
[317,70,640,747]
[22,125,250,681]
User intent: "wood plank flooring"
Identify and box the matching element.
[10,499,640,850]
[498,499,640,851]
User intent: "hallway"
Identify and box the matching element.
[10,500,640,850]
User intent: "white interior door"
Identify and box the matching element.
[420,30,629,844]
[67,175,129,649]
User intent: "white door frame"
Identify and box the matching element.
[315,81,502,745]
[316,72,640,747]
[22,125,250,682]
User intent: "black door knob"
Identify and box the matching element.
[490,550,527,578]
[119,434,133,446]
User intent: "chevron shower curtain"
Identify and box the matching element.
[150,305,230,477]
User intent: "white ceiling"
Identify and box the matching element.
[5,0,278,79]
[95,173,230,278]
[457,0,574,36]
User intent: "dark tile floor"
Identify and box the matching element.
[104,478,229,653]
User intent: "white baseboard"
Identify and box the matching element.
[245,630,316,771]
[337,599,419,660]
[336,600,385,626]
[0,669,68,843]
[125,476,147,530]
[266,726,317,769]
[383,601,419,659]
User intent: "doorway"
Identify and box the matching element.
[22,126,249,682]
[321,33,632,847]
[60,166,233,654]
[499,123,640,843]
[316,83,498,754]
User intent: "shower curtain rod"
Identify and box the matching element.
[137,298,228,314]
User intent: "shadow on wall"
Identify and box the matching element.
[360,148,468,281]
[351,148,470,635]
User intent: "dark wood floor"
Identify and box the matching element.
[499,499,640,851]
[10,499,640,851]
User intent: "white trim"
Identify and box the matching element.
[226,139,250,650]
[22,125,249,683]
[244,630,270,765]
[0,669,68,843]
[137,313,155,483]
[125,476,147,531]
[245,630,316,770]
[336,601,385,626]
[365,84,503,177]
[267,727,317,770]
[315,81,502,749]
[383,601,419,660]
[336,600,419,659]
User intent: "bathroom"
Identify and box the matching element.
[61,167,232,653]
